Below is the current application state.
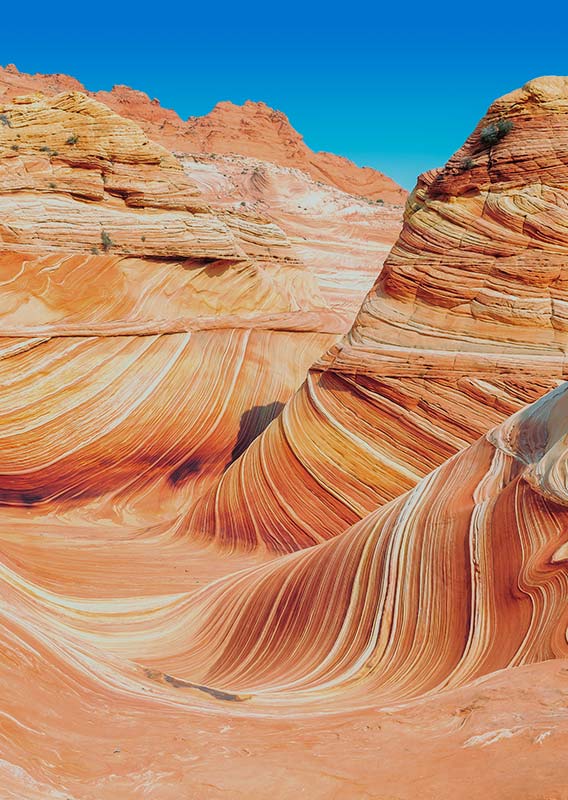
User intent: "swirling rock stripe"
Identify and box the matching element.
[155,390,568,709]
[0,329,334,516]
[186,76,568,552]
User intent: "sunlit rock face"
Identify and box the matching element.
[0,91,339,518]
[3,354,568,799]
[188,76,568,553]
[0,63,408,203]
[178,152,403,322]
[145,383,568,708]
[2,77,568,800]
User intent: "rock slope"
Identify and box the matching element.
[0,90,337,518]
[187,76,568,552]
[0,63,407,203]
[1,76,567,800]
[2,322,568,799]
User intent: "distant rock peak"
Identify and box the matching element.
[0,63,406,203]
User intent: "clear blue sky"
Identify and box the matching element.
[4,0,568,188]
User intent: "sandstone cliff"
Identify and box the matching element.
[186,76,568,552]
[0,75,567,800]
[0,90,338,519]
[0,63,407,203]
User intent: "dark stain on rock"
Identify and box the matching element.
[0,488,46,506]
[169,457,202,486]
[161,672,249,702]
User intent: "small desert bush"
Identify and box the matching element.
[479,119,514,148]
[100,230,114,252]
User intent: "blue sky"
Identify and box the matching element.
[4,0,568,188]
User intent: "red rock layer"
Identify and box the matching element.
[1,590,567,799]
[180,100,407,204]
[0,63,407,203]
[2,76,568,800]
[181,152,403,323]
[1,380,568,798]
[144,383,568,709]
[186,76,568,553]
[0,90,338,516]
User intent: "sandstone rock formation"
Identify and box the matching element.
[180,152,402,320]
[186,75,568,553]
[0,90,338,517]
[159,383,568,706]
[180,99,406,203]
[1,75,568,800]
[2,352,568,799]
[0,63,407,203]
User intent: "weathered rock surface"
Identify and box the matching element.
[0,90,338,516]
[3,346,568,800]
[188,76,568,552]
[1,75,568,800]
[162,383,568,705]
[181,152,402,321]
[0,63,407,203]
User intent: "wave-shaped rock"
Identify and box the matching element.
[158,382,568,708]
[2,75,568,800]
[2,364,568,799]
[187,76,568,552]
[0,90,340,514]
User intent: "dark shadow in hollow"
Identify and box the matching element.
[169,457,202,486]
[225,401,285,470]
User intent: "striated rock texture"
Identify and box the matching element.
[179,99,407,204]
[2,76,568,800]
[0,90,338,517]
[144,382,568,708]
[187,76,568,552]
[180,152,402,322]
[0,63,407,203]
[2,363,568,798]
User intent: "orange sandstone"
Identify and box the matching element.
[0,75,566,800]
[0,63,407,203]
[187,76,568,552]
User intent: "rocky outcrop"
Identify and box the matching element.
[181,99,407,203]
[180,152,402,322]
[0,63,407,203]
[186,76,568,552]
[0,90,337,515]
[147,382,568,707]
[2,350,568,800]
[0,91,336,331]
[2,75,568,800]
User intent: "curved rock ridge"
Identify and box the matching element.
[0,91,339,513]
[185,76,568,552]
[0,330,333,513]
[2,75,568,799]
[146,382,568,708]
[1,585,567,798]
[1,382,567,799]
[0,63,407,203]
[0,91,340,336]
[180,152,403,324]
